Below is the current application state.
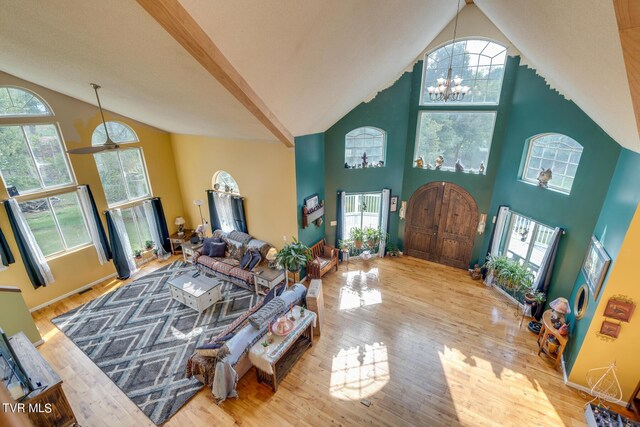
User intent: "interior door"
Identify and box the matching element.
[404,183,443,262]
[404,182,478,269]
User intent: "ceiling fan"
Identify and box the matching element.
[67,83,120,154]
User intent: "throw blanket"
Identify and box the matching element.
[212,361,238,403]
[248,297,286,329]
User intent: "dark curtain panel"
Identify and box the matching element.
[0,227,15,267]
[336,191,344,261]
[4,203,45,288]
[84,185,112,260]
[533,228,563,320]
[150,198,171,253]
[105,211,131,280]
[207,190,222,232]
[231,196,248,233]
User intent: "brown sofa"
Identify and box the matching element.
[193,230,274,291]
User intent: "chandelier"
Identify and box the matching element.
[426,0,470,102]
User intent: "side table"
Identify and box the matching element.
[182,241,203,264]
[170,230,194,255]
[537,309,568,370]
[253,266,285,295]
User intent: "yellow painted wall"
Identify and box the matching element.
[568,203,640,401]
[0,288,42,344]
[0,72,184,310]
[170,134,297,249]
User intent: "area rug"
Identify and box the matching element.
[51,260,261,425]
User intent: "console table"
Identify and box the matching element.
[248,307,316,392]
[9,332,77,427]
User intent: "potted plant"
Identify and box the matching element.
[364,226,381,249]
[275,237,312,286]
[144,240,154,250]
[484,255,534,313]
[386,243,400,257]
[350,228,364,249]
[133,249,142,259]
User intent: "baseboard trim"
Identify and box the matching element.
[29,273,117,313]
[560,355,625,406]
[33,339,44,347]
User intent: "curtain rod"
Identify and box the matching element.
[206,189,244,199]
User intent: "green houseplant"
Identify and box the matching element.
[484,254,534,314]
[350,228,364,249]
[144,240,154,250]
[275,237,312,286]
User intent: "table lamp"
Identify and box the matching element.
[549,297,571,324]
[175,217,186,236]
[266,247,278,268]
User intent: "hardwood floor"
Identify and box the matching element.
[31,255,631,426]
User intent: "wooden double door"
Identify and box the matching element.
[404,182,478,269]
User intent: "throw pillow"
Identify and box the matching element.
[202,238,216,255]
[240,250,252,270]
[208,241,226,257]
[248,251,262,270]
[323,246,334,258]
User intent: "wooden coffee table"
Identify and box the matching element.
[168,273,223,313]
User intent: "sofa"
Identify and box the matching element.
[193,230,274,291]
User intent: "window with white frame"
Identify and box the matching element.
[421,39,507,105]
[344,127,386,168]
[91,121,138,145]
[342,192,382,239]
[522,133,583,194]
[120,204,153,253]
[0,86,53,117]
[213,170,240,195]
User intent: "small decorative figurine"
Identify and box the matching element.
[537,168,553,188]
[426,163,433,170]
[378,160,384,167]
[468,264,482,280]
[344,162,350,169]
[414,157,424,168]
[479,161,485,174]
[559,323,569,336]
[315,217,323,227]
[435,155,444,170]
[361,152,368,168]
[455,159,464,172]
[225,184,231,193]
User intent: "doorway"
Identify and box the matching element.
[404,182,478,269]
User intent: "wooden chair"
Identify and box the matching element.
[306,239,338,279]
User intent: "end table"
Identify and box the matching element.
[170,230,194,255]
[253,266,285,295]
[182,241,203,264]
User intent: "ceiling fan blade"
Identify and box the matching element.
[67,144,118,154]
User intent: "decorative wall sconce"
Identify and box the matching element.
[477,213,487,234]
[399,201,407,220]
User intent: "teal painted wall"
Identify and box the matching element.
[398,56,519,262]
[295,133,326,247]
[324,72,412,247]
[480,65,621,308]
[564,148,640,372]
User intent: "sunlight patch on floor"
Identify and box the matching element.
[437,345,564,426]
[330,342,389,401]
[339,286,382,310]
[342,267,379,285]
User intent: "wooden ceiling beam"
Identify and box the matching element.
[136,0,294,147]
[465,0,474,4]
[614,0,640,139]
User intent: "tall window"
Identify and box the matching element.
[92,122,150,207]
[212,171,240,232]
[120,204,152,253]
[414,39,506,174]
[498,212,555,278]
[522,133,583,194]
[0,87,91,258]
[421,39,507,105]
[343,192,382,238]
[344,127,386,168]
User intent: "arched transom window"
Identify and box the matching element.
[344,127,386,169]
[213,170,240,195]
[91,121,138,145]
[522,133,583,194]
[0,86,52,117]
[421,39,507,105]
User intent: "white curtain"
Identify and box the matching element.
[110,208,138,275]
[6,199,54,285]
[338,191,347,239]
[77,186,109,265]
[215,192,234,232]
[143,200,169,260]
[484,206,510,286]
[378,189,391,258]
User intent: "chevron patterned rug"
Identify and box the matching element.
[52,260,261,425]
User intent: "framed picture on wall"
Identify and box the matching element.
[305,194,319,211]
[599,320,621,338]
[581,236,611,301]
[390,196,398,212]
[603,298,635,322]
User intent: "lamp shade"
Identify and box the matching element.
[266,247,278,261]
[550,297,571,314]
[193,199,203,206]
[174,217,186,226]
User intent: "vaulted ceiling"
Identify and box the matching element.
[0,0,637,151]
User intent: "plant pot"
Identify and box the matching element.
[524,293,536,304]
[354,240,362,249]
[547,336,560,354]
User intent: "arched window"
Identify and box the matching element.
[522,133,583,194]
[0,87,52,117]
[213,171,240,195]
[421,39,507,105]
[344,127,386,168]
[91,121,138,145]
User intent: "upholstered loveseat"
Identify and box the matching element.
[193,230,274,291]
